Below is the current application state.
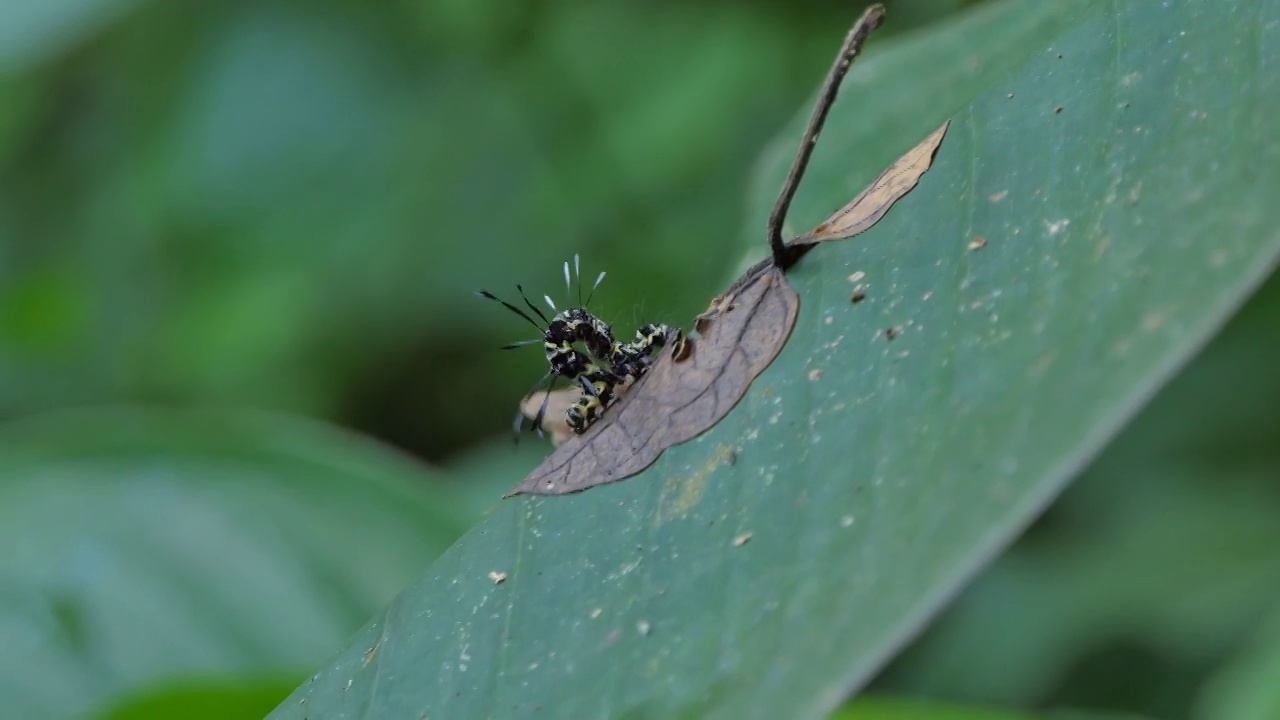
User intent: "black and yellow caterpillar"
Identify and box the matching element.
[559,319,680,433]
[479,259,682,435]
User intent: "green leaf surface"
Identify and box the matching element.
[0,409,497,720]
[272,1,1280,718]
[871,267,1280,716]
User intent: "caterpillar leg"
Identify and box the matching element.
[565,395,604,434]
[633,323,671,351]
[622,323,687,366]
[564,365,618,434]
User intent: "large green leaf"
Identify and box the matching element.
[0,409,504,720]
[271,0,1280,718]
[868,252,1280,716]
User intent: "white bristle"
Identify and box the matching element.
[594,271,606,289]
[574,254,581,281]
[544,295,557,311]
[563,262,571,295]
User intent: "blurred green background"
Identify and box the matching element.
[2,0,1278,719]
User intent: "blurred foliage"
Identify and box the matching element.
[99,679,295,720]
[0,409,515,718]
[1,0,1277,719]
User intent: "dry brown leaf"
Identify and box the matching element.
[507,262,799,496]
[508,122,950,497]
[503,7,949,498]
[792,121,949,246]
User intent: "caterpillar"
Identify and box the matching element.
[478,257,682,436]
